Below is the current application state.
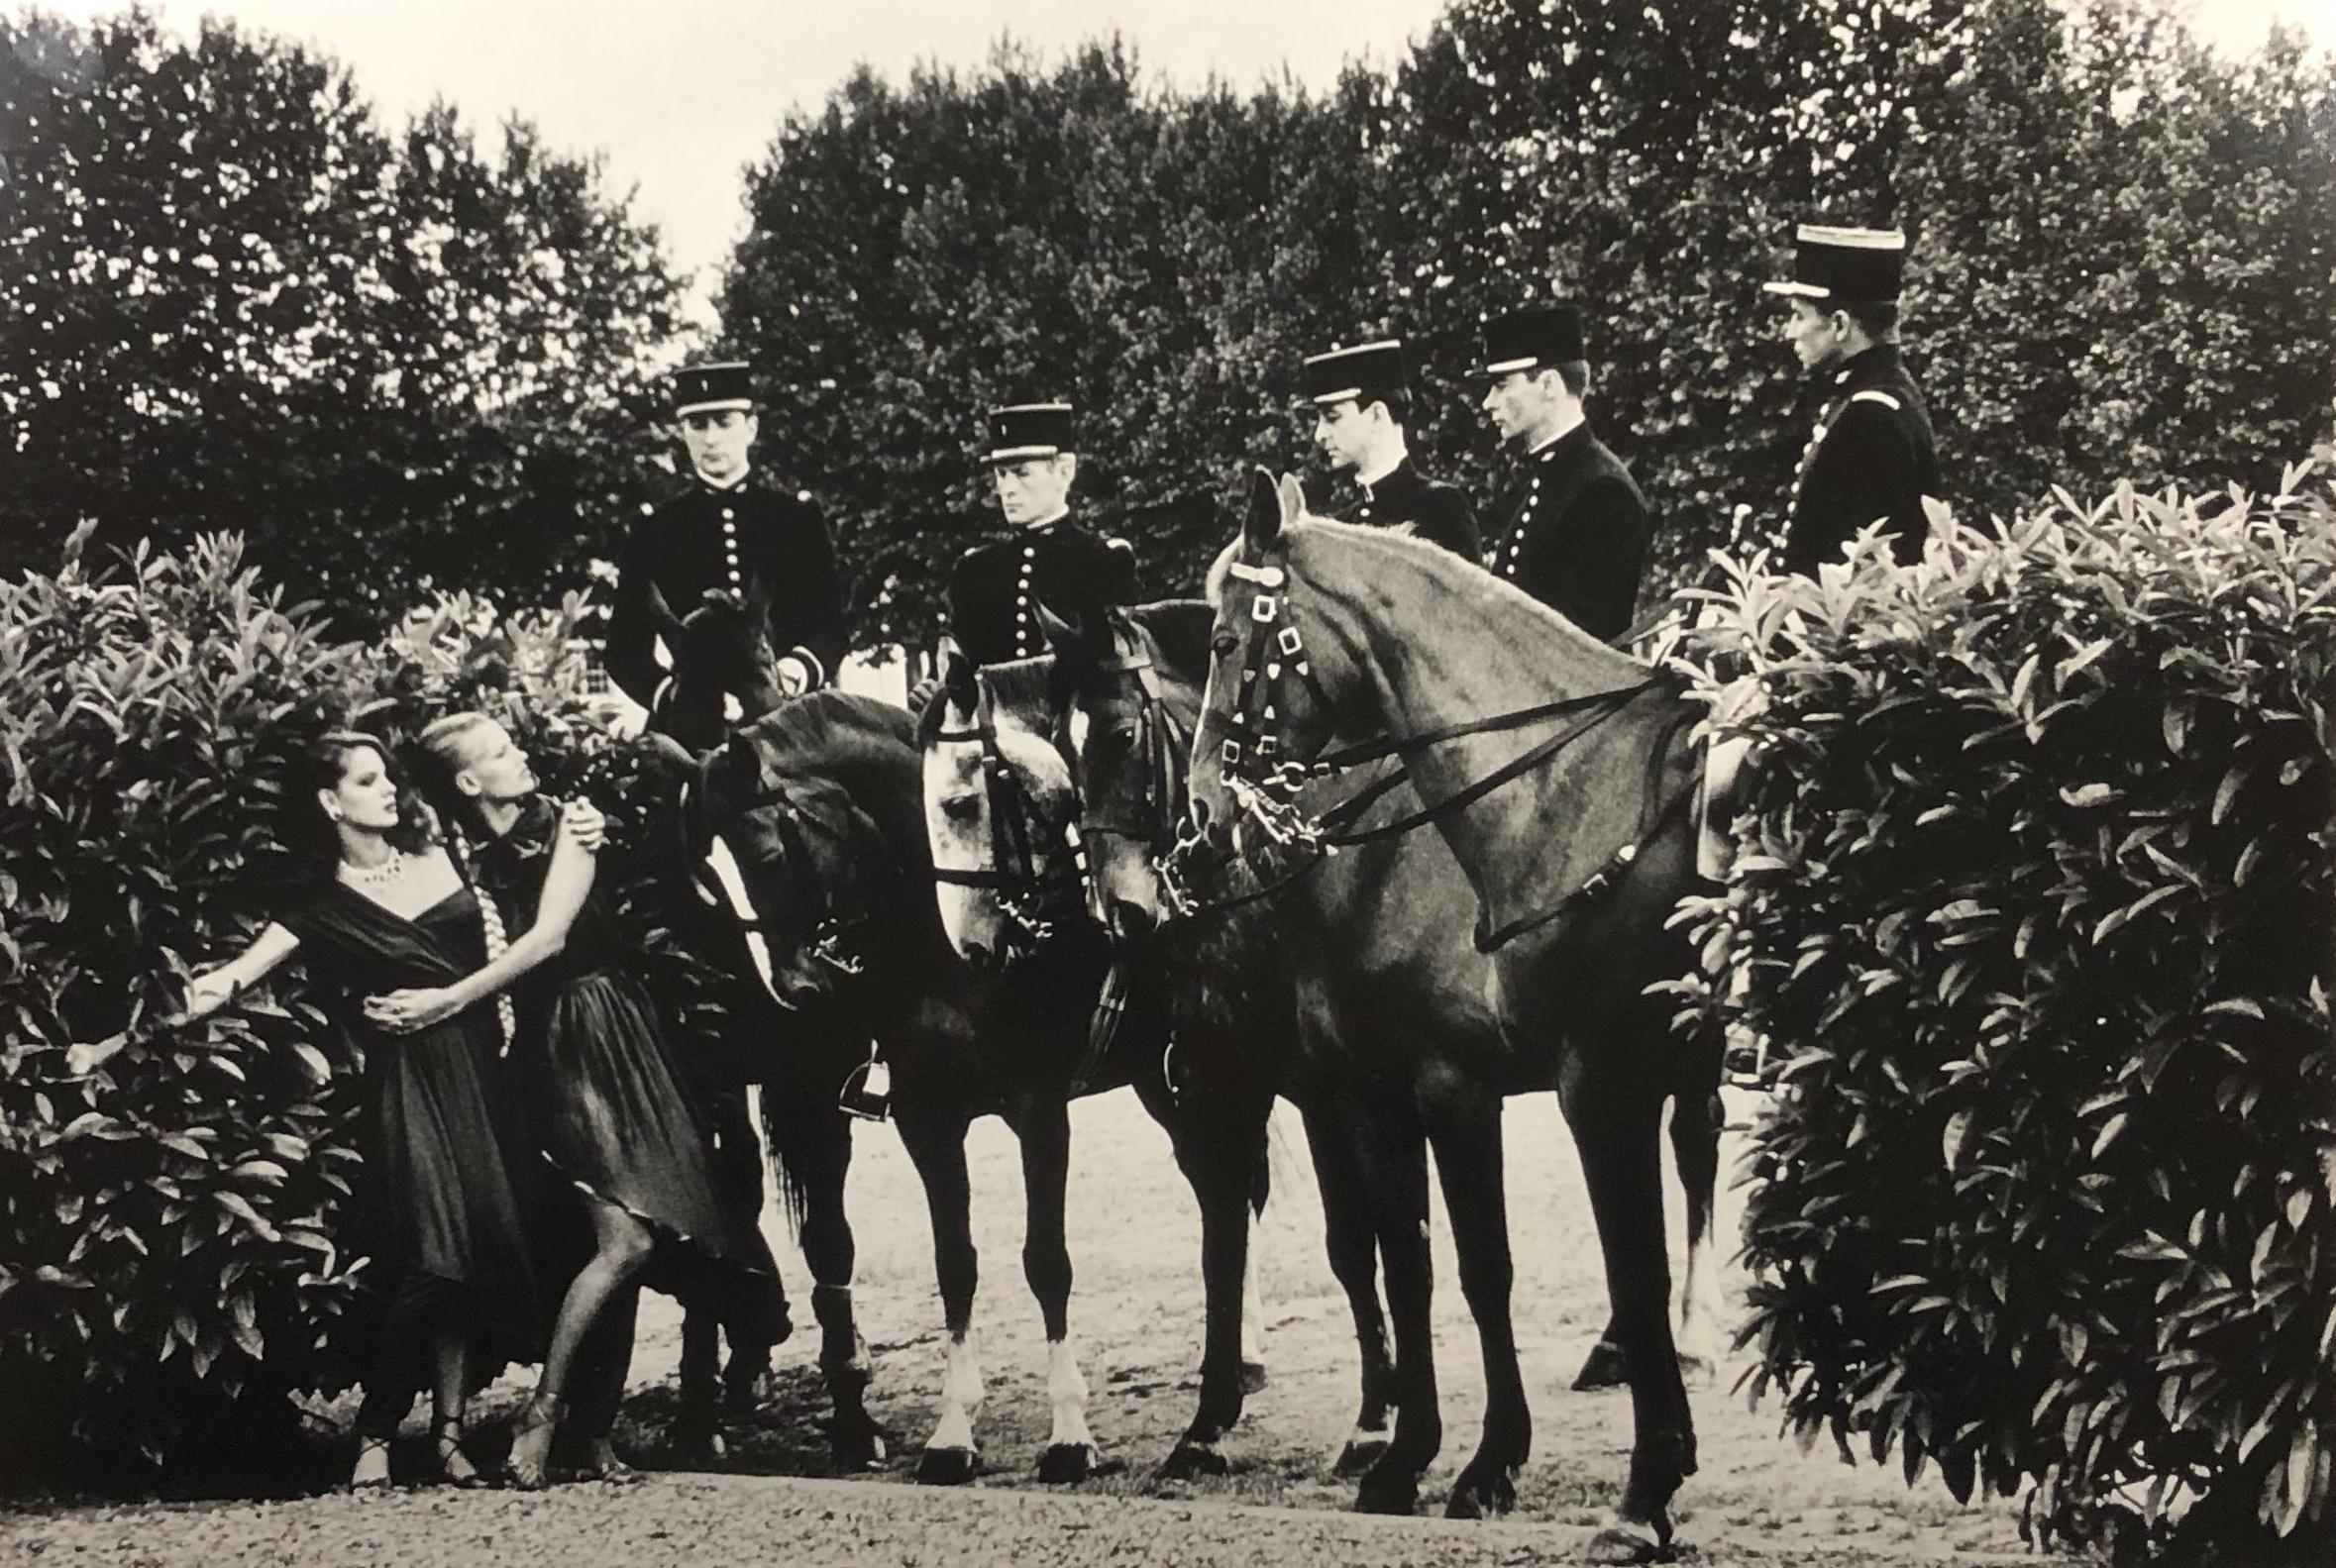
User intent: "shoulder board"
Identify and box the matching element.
[1849,390,1903,412]
[1104,536,1133,553]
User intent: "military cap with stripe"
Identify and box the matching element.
[669,360,755,417]
[1763,224,1908,305]
[1299,339,1409,407]
[1470,303,1587,379]
[981,402,1078,466]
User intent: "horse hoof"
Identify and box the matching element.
[1157,1440,1228,1482]
[1585,1515,1673,1564]
[671,1427,727,1468]
[1572,1338,1631,1391]
[1239,1360,1269,1396]
[1331,1435,1389,1479]
[831,1424,889,1471]
[1354,1465,1419,1516]
[916,1445,977,1486]
[1037,1442,1096,1484]
[1443,1464,1518,1520]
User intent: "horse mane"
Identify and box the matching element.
[1284,517,1651,681]
[745,688,915,772]
[913,654,1065,747]
[1121,599,1214,679]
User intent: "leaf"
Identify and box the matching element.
[2090,1113,2130,1161]
[1943,1109,1974,1172]
[289,1042,333,1086]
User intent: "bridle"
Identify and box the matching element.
[928,674,1082,954]
[1186,547,1696,950]
[683,742,888,990]
[1061,625,1191,930]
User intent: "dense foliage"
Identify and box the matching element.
[1665,470,2336,1561]
[0,8,688,632]
[723,0,2333,647]
[0,527,723,1483]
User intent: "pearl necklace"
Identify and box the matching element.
[342,848,405,888]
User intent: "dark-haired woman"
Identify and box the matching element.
[373,711,757,1487]
[182,733,552,1490]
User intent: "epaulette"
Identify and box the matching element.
[1848,389,1903,412]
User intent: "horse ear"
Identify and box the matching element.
[940,639,978,715]
[1276,472,1307,530]
[1243,468,1283,552]
[1035,600,1084,657]
[645,732,696,776]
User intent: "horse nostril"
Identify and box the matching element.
[1190,798,1213,831]
[964,940,995,972]
[1112,899,1155,939]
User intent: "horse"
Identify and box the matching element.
[919,636,1338,1481]
[975,598,1722,1519]
[673,684,1278,1484]
[1184,472,1724,1562]
[623,584,888,1468]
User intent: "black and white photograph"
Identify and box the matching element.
[2,1,2331,1564]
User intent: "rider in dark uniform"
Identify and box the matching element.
[1473,304,1653,643]
[602,362,835,1454]
[1300,338,1480,561]
[605,362,849,744]
[1762,224,1942,576]
[945,402,1138,665]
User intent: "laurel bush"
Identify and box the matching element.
[1667,463,2336,1561]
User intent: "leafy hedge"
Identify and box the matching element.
[0,528,720,1487]
[1667,463,2336,1560]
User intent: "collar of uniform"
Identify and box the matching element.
[1830,342,1903,389]
[1527,417,1591,465]
[693,468,754,494]
[1361,457,1422,500]
[1356,438,1412,493]
[1017,505,1072,533]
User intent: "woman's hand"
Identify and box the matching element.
[560,797,607,854]
[364,987,461,1034]
[180,971,239,1024]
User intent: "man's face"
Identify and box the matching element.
[1478,367,1554,446]
[992,454,1076,526]
[1312,398,1378,472]
[1783,300,1845,372]
[681,408,757,483]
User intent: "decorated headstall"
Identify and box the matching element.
[928,669,1082,952]
[1065,620,1192,889]
[1210,555,1351,852]
[691,738,887,982]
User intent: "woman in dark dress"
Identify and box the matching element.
[372,711,743,1487]
[181,734,546,1490]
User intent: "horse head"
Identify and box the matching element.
[1044,600,1208,940]
[660,575,785,741]
[918,637,1083,971]
[1188,469,1365,854]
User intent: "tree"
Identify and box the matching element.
[0,8,687,631]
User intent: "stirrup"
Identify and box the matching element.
[433,1415,489,1490]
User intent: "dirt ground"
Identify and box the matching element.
[3,1089,2056,1566]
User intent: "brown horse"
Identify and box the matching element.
[676,688,1275,1485]
[1186,473,1722,1562]
[1032,599,1723,1519]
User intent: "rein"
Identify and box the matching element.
[1196,552,1695,946]
[930,676,1081,949]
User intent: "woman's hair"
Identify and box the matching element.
[287,730,435,870]
[412,711,497,838]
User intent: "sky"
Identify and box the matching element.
[43,0,2334,328]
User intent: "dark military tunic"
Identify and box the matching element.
[604,477,850,713]
[1780,343,1940,577]
[1337,459,1481,562]
[1483,422,1652,643]
[946,513,1139,665]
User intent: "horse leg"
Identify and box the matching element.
[898,1108,983,1485]
[674,1302,723,1463]
[786,1086,886,1469]
[1141,1077,1270,1482]
[1016,1098,1097,1484]
[1300,1098,1396,1479]
[1353,1108,1440,1516]
[1560,1063,1697,1565]
[1241,1125,1277,1394]
[1420,1069,1529,1520]
[1668,1085,1728,1379]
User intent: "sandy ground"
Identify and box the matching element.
[4,1089,2053,1566]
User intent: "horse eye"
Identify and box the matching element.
[1210,631,1238,659]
